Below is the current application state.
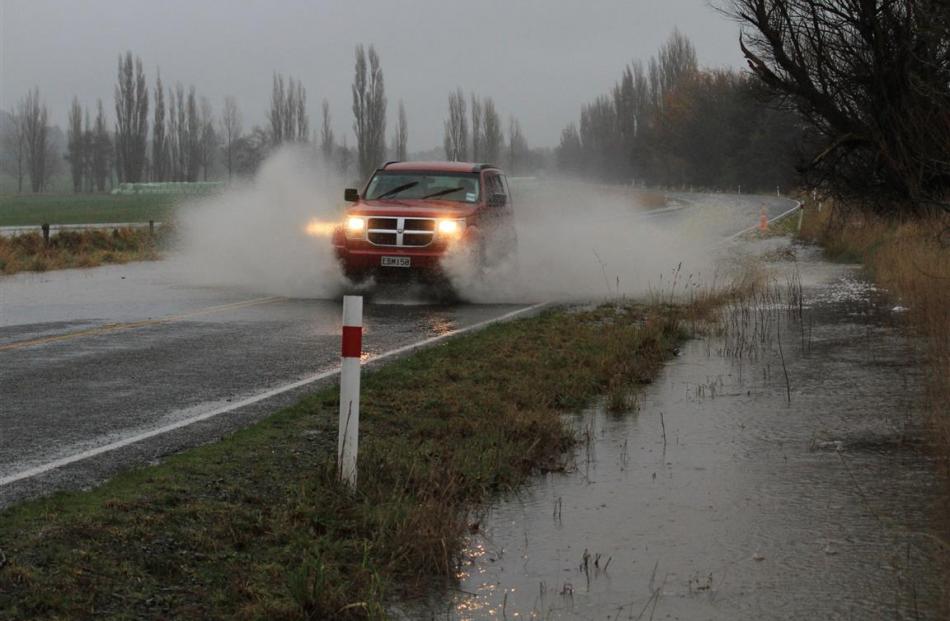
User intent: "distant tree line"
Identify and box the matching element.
[2,40,558,193]
[441,88,542,174]
[556,30,805,192]
[66,98,112,192]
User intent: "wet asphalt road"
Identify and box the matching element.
[0,267,530,506]
[0,193,796,507]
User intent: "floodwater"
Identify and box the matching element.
[420,244,948,620]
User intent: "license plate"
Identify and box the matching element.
[381,256,411,268]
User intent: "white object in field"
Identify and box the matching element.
[338,295,363,488]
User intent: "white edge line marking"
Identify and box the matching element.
[0,301,549,487]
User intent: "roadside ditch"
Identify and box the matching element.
[413,240,949,620]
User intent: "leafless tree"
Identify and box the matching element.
[1,108,26,193]
[556,123,583,174]
[507,117,528,175]
[731,0,950,213]
[167,86,180,180]
[22,87,50,192]
[67,97,85,192]
[470,94,483,161]
[178,86,190,181]
[482,97,503,164]
[152,71,167,181]
[198,97,216,180]
[167,84,201,182]
[338,134,354,179]
[269,74,284,144]
[44,130,63,188]
[320,98,334,163]
[352,44,387,178]
[579,95,619,180]
[295,82,309,141]
[92,100,112,191]
[114,51,149,183]
[80,109,93,191]
[270,73,309,145]
[167,83,200,182]
[185,87,200,182]
[394,99,408,161]
[221,95,242,180]
[443,88,468,161]
[269,74,285,144]
[655,28,698,99]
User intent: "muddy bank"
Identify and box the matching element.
[423,245,948,620]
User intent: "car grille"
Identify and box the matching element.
[368,232,397,245]
[367,218,397,230]
[366,217,436,247]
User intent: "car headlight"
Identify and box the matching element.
[345,216,366,238]
[437,219,465,238]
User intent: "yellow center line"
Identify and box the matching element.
[0,296,285,352]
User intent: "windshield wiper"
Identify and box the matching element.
[375,181,418,200]
[421,186,465,199]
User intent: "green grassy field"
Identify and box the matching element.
[0,193,180,227]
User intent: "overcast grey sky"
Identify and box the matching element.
[1,0,745,149]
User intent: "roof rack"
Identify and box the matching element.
[471,163,498,172]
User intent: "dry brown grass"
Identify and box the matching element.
[0,227,167,275]
[801,201,950,445]
[586,183,669,210]
[631,189,669,210]
[647,257,771,327]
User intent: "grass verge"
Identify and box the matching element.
[799,201,950,448]
[0,193,180,227]
[0,303,691,619]
[0,226,171,275]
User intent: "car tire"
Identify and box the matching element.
[343,266,369,284]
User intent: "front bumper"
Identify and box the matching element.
[332,231,457,277]
[335,246,447,270]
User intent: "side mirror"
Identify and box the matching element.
[489,193,507,207]
[344,188,359,202]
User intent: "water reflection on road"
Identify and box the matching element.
[431,246,948,620]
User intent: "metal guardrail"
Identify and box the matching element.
[723,200,803,244]
[0,222,163,239]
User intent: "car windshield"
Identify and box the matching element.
[365,172,480,203]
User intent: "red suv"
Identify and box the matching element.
[333,161,516,283]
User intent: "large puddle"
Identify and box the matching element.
[417,245,948,619]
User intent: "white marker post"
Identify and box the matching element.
[338,295,363,488]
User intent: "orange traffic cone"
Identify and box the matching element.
[758,208,768,233]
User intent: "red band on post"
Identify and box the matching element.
[342,325,362,358]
